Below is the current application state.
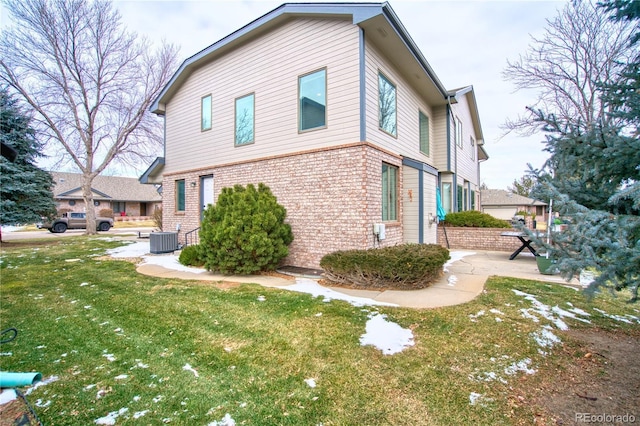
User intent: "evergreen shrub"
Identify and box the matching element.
[199,183,293,275]
[443,211,511,228]
[178,244,204,267]
[320,244,450,290]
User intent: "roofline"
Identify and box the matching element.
[139,157,165,184]
[57,187,112,198]
[151,2,450,114]
[449,85,485,143]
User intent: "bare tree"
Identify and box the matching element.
[0,0,178,234]
[502,0,634,136]
[507,174,536,197]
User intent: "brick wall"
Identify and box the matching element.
[163,143,404,268]
[437,226,522,252]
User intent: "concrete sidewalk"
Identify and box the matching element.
[136,250,581,309]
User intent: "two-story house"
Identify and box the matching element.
[141,2,488,268]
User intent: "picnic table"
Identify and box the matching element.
[500,231,538,260]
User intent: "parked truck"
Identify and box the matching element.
[38,212,114,233]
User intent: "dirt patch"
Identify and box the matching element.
[515,328,640,425]
[0,392,40,426]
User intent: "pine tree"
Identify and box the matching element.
[529,1,640,301]
[199,183,293,275]
[0,89,56,231]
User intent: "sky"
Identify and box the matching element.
[109,0,565,189]
[0,0,565,189]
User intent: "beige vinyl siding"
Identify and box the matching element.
[402,166,419,243]
[164,18,361,175]
[432,105,448,171]
[451,96,479,186]
[364,40,436,166]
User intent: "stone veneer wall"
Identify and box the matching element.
[162,143,404,268]
[436,226,524,252]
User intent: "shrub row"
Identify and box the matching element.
[320,244,450,290]
[443,210,511,228]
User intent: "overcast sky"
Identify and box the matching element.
[2,0,567,189]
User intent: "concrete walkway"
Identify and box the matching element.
[136,250,581,309]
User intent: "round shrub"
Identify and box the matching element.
[320,244,450,290]
[199,183,293,275]
[178,244,204,267]
[442,211,511,228]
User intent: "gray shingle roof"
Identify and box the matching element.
[481,189,546,207]
[50,172,161,202]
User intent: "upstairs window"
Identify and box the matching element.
[201,95,212,131]
[456,117,463,148]
[235,93,255,145]
[382,163,398,221]
[378,73,397,137]
[176,179,185,212]
[470,136,476,160]
[299,69,327,131]
[419,111,429,155]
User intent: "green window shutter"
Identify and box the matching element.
[177,180,185,212]
[419,111,429,155]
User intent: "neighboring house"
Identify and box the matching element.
[481,189,547,221]
[51,172,162,217]
[141,2,488,268]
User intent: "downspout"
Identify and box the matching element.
[359,28,367,142]
[447,96,458,212]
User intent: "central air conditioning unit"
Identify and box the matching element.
[150,232,179,254]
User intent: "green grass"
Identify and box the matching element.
[1,237,638,425]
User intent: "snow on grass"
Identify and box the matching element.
[469,392,493,407]
[593,308,640,324]
[285,278,397,307]
[102,353,116,362]
[133,410,149,419]
[207,413,236,426]
[24,375,58,396]
[94,407,128,425]
[0,389,17,404]
[182,363,199,378]
[532,326,562,355]
[304,378,317,388]
[359,313,414,355]
[504,358,536,376]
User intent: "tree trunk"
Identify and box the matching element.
[83,177,96,236]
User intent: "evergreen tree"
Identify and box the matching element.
[199,183,293,275]
[507,174,536,197]
[0,88,56,229]
[529,1,640,301]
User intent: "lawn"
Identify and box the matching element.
[1,237,638,425]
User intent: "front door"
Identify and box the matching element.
[200,175,214,221]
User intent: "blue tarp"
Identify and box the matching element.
[436,187,446,221]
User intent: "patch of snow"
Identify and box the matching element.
[80,282,89,287]
[1,225,24,233]
[102,353,116,362]
[489,309,504,315]
[284,278,397,307]
[0,389,17,405]
[0,352,12,356]
[114,374,128,380]
[24,375,58,396]
[94,407,128,425]
[469,392,483,405]
[504,358,536,376]
[153,395,164,403]
[35,399,51,408]
[551,305,591,324]
[532,326,562,355]
[304,378,316,388]
[469,310,485,322]
[183,363,199,378]
[593,308,639,324]
[208,413,236,426]
[257,295,266,302]
[134,410,149,419]
[359,313,414,355]
[444,251,475,273]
